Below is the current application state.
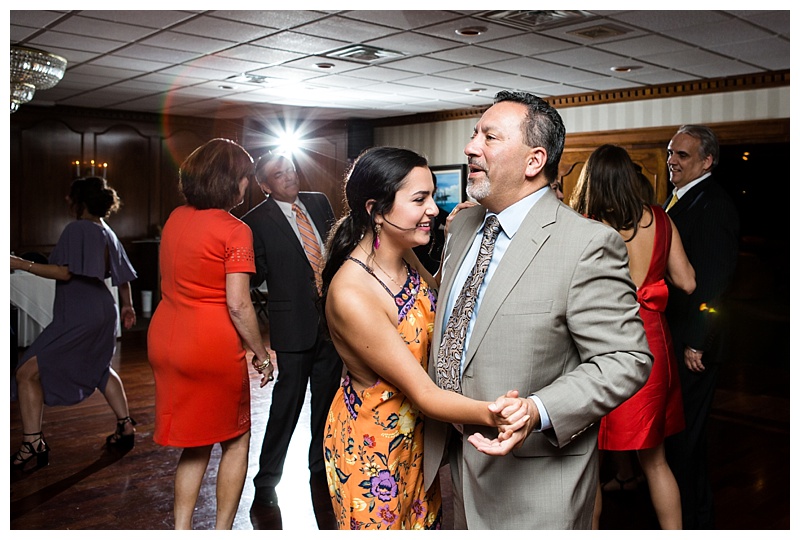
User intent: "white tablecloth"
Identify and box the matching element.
[9,272,120,347]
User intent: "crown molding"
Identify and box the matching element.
[371,70,790,128]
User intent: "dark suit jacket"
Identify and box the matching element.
[242,192,335,352]
[664,175,739,361]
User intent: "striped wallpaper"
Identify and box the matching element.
[375,87,790,166]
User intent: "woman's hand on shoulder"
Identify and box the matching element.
[444,201,478,236]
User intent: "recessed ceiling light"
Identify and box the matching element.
[218,84,235,90]
[314,62,335,69]
[456,26,489,37]
[610,65,642,73]
[467,87,487,93]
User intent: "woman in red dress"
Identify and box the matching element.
[148,139,274,529]
[570,144,696,530]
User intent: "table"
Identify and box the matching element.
[9,272,120,347]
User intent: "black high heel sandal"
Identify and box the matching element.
[11,431,49,471]
[106,416,137,451]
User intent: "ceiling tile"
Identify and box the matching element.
[480,32,575,56]
[215,44,303,65]
[365,31,460,56]
[114,44,200,64]
[610,10,730,33]
[536,47,632,69]
[209,10,327,30]
[250,31,348,55]
[294,16,399,42]
[415,16,525,44]
[669,19,775,48]
[11,10,67,27]
[88,55,172,73]
[279,55,365,75]
[338,10,462,31]
[9,9,790,120]
[171,17,273,42]
[76,10,197,28]
[709,38,790,71]
[47,15,158,42]
[28,30,126,54]
[427,45,517,66]
[380,56,457,75]
[140,31,235,54]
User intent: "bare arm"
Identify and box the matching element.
[10,255,71,281]
[118,281,137,330]
[326,271,527,429]
[665,218,696,294]
[226,272,274,387]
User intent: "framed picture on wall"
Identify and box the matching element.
[431,164,467,214]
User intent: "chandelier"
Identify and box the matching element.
[10,45,68,113]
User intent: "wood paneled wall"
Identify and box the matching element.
[557,118,789,205]
[9,106,789,256]
[10,107,234,253]
[9,106,352,255]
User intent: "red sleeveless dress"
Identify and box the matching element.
[598,206,685,450]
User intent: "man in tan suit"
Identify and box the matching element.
[423,91,653,529]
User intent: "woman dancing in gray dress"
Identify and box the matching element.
[11,176,138,472]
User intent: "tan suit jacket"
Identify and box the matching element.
[424,189,652,529]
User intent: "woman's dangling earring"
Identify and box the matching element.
[373,223,381,250]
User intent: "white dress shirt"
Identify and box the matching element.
[671,171,711,202]
[272,197,326,256]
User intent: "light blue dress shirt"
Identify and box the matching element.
[442,188,552,431]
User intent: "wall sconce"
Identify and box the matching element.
[11,45,68,113]
[74,159,108,178]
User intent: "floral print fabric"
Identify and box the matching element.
[323,267,442,529]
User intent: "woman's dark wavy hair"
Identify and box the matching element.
[569,144,647,240]
[321,146,429,300]
[69,176,120,219]
[179,138,254,210]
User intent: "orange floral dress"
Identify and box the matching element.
[323,258,442,530]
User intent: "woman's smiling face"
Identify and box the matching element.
[379,166,439,248]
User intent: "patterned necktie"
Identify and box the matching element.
[665,192,679,212]
[436,215,502,394]
[292,204,322,294]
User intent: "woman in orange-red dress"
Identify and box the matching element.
[148,139,274,529]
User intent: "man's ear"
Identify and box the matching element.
[525,147,548,179]
[702,153,714,173]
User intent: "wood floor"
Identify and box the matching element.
[9,267,790,530]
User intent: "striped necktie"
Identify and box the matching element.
[665,192,679,212]
[292,204,322,294]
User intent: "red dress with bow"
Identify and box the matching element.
[598,205,685,450]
